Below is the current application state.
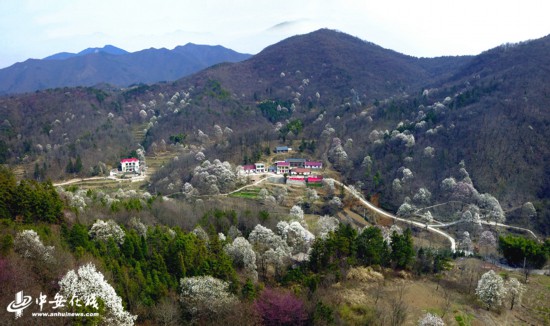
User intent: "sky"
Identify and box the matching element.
[0,0,549,69]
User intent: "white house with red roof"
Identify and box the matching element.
[121,158,140,173]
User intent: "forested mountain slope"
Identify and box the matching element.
[0,29,548,234]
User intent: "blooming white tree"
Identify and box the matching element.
[190,159,237,195]
[504,278,525,310]
[521,202,537,219]
[192,226,209,242]
[459,231,474,254]
[179,276,237,321]
[476,270,506,309]
[14,230,55,263]
[248,224,292,278]
[276,221,315,255]
[413,188,432,205]
[328,137,349,169]
[289,205,305,222]
[316,215,339,239]
[89,220,125,245]
[59,263,137,325]
[224,237,258,281]
[418,312,445,326]
[129,217,147,238]
[397,199,416,218]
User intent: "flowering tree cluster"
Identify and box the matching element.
[328,137,350,169]
[316,215,339,239]
[440,164,505,223]
[179,276,237,321]
[276,221,315,255]
[89,219,125,245]
[418,312,445,326]
[475,270,506,309]
[248,224,292,278]
[128,217,147,238]
[59,263,137,325]
[224,237,258,281]
[190,159,237,195]
[14,230,55,263]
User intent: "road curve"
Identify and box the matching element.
[328,178,457,253]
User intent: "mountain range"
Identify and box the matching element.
[0,43,251,94]
[0,28,548,235]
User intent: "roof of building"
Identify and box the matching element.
[276,161,290,166]
[307,176,324,182]
[254,162,265,166]
[242,165,256,170]
[286,158,306,163]
[275,146,289,151]
[293,168,311,173]
[121,158,139,163]
[305,161,323,166]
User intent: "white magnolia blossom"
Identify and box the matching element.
[418,312,445,326]
[397,200,416,218]
[14,230,55,263]
[505,278,525,309]
[289,205,305,223]
[423,146,435,158]
[305,188,319,202]
[401,168,414,182]
[192,226,209,242]
[213,124,223,139]
[328,137,349,168]
[459,231,474,253]
[191,159,237,195]
[391,130,415,147]
[479,230,497,248]
[476,270,506,309]
[316,215,339,239]
[59,263,137,325]
[329,196,343,209]
[179,276,237,318]
[423,211,434,223]
[413,187,432,205]
[195,151,206,162]
[224,237,257,281]
[139,109,147,119]
[197,130,210,143]
[181,182,199,201]
[89,220,125,245]
[277,221,315,255]
[129,217,147,238]
[521,202,537,218]
[248,224,292,273]
[227,225,242,240]
[392,178,403,193]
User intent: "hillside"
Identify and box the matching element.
[0,43,251,94]
[0,28,548,235]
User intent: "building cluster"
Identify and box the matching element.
[241,157,324,185]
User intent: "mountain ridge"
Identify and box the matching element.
[0,44,252,95]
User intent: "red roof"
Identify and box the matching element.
[293,168,311,173]
[242,165,256,170]
[307,177,323,183]
[305,161,323,167]
[121,158,139,163]
[277,161,290,166]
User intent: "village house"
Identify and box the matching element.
[275,146,292,153]
[285,158,306,167]
[121,158,140,173]
[304,161,323,169]
[290,168,311,176]
[254,162,266,173]
[276,161,290,174]
[241,164,256,174]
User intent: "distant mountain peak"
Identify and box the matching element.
[44,45,128,60]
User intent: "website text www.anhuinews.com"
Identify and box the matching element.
[32,312,99,317]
